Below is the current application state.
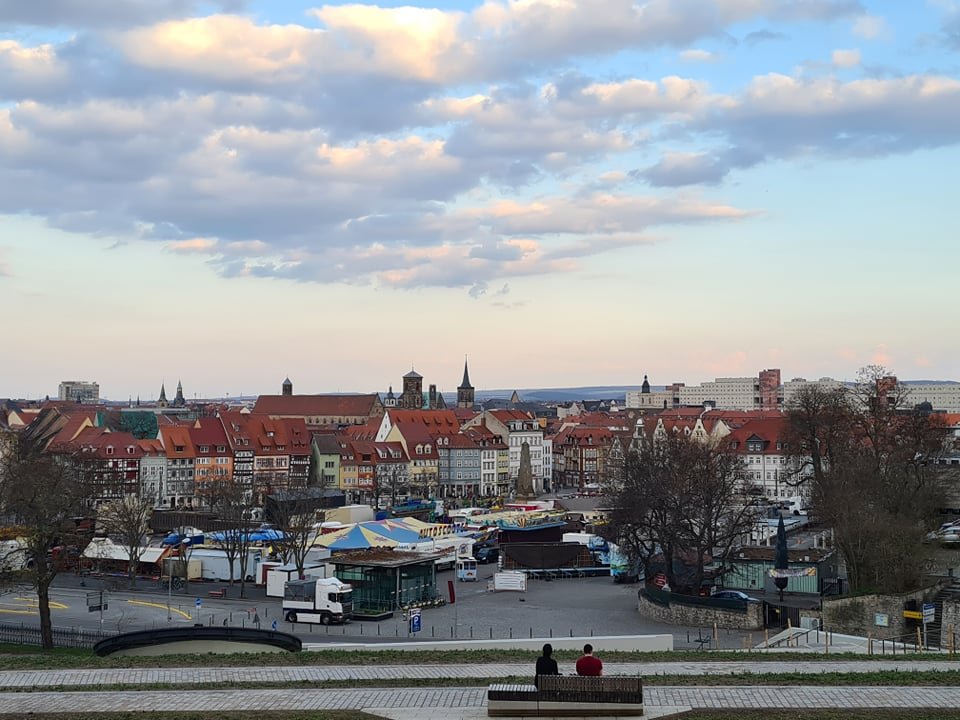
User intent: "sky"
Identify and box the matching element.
[1,0,958,401]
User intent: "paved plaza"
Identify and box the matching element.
[0,659,959,716]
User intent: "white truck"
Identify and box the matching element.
[282,577,353,625]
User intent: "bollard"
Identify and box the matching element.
[470,627,473,639]
[360,625,363,635]
[510,628,513,639]
[529,627,533,638]
[490,627,493,639]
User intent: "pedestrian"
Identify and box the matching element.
[535,643,559,686]
[575,643,603,676]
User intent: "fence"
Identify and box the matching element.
[0,621,115,649]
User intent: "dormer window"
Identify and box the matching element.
[106,446,114,455]
[175,445,185,452]
[425,444,431,453]
[416,444,423,454]
[217,446,225,453]
[200,446,209,453]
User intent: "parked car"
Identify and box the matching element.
[711,590,761,603]
[475,546,499,564]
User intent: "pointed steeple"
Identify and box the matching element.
[173,379,186,407]
[458,357,473,390]
[158,383,168,408]
[457,357,476,409]
[641,374,650,394]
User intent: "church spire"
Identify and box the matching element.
[457,357,476,409]
[458,357,473,390]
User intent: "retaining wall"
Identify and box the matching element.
[636,590,764,630]
[304,634,674,653]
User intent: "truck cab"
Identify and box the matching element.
[282,577,353,625]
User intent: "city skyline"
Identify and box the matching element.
[1,1,957,398]
[12,365,960,405]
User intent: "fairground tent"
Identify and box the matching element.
[313,519,425,550]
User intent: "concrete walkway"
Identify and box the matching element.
[0,659,957,689]
[3,685,960,716]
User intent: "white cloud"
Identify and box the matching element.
[852,14,887,39]
[679,48,720,63]
[831,48,862,68]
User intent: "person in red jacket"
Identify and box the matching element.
[575,643,603,676]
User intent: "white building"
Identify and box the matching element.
[464,410,546,494]
[58,380,99,404]
[902,383,960,412]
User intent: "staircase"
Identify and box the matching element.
[925,580,960,649]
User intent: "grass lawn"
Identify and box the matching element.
[1,644,957,670]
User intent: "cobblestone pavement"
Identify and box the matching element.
[3,685,960,714]
[1,659,959,688]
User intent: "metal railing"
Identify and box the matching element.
[0,621,115,649]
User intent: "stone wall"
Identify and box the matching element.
[940,600,960,650]
[822,585,940,639]
[637,590,764,630]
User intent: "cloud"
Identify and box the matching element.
[743,29,788,45]
[637,151,745,186]
[831,48,862,68]
[679,49,720,63]
[852,14,887,39]
[0,0,246,29]
[1,0,956,296]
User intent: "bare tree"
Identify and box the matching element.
[784,367,953,594]
[269,489,320,577]
[96,496,152,589]
[208,479,256,595]
[0,444,91,648]
[605,434,755,594]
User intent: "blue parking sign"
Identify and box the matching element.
[409,608,422,634]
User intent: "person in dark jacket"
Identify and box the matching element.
[535,643,559,685]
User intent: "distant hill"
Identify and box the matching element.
[474,386,639,403]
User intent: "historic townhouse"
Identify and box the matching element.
[727,417,804,500]
[137,438,166,507]
[463,425,510,497]
[157,423,197,508]
[464,409,546,493]
[437,432,481,498]
[67,427,144,506]
[219,411,255,501]
[376,409,461,498]
[189,417,233,500]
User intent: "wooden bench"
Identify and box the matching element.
[488,676,643,717]
[207,589,226,599]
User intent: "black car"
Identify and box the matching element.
[475,546,499,564]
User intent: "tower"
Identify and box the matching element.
[641,375,650,394]
[158,383,168,408]
[384,385,397,408]
[173,380,186,407]
[282,377,293,396]
[457,358,475,409]
[400,368,423,410]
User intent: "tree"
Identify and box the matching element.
[0,443,92,649]
[784,367,954,594]
[96,496,152,588]
[269,489,320,577]
[208,479,255,596]
[605,433,756,595]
